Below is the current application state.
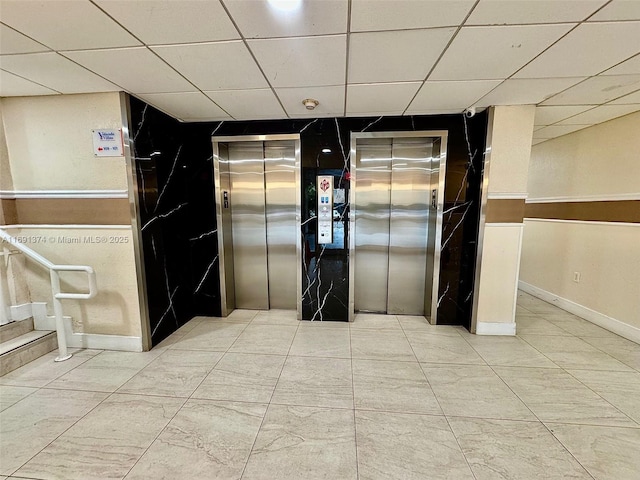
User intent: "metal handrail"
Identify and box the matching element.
[0,228,97,361]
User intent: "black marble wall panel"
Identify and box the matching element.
[128,95,487,345]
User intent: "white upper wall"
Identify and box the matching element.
[0,102,13,193]
[1,92,127,192]
[488,105,536,196]
[528,110,640,199]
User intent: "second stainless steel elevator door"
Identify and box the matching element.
[354,138,432,315]
[264,141,297,309]
[227,141,297,310]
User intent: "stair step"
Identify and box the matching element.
[0,318,35,343]
[0,330,57,376]
[1,330,54,355]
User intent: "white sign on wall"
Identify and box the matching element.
[92,129,124,157]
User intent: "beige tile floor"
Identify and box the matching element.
[1,292,639,480]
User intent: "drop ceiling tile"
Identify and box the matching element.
[94,0,239,44]
[515,22,640,78]
[533,124,591,139]
[63,47,196,94]
[610,89,640,104]
[349,28,456,84]
[0,69,58,96]
[466,0,606,25]
[0,24,49,54]
[135,92,231,121]
[406,80,500,113]
[588,0,640,21]
[476,77,584,107]
[602,54,640,76]
[223,0,348,38]
[541,74,640,105]
[248,35,346,88]
[0,52,119,94]
[204,89,286,120]
[151,42,267,91]
[346,82,421,116]
[534,105,595,126]
[350,0,474,31]
[0,0,141,50]
[430,24,573,80]
[556,104,640,125]
[276,85,345,117]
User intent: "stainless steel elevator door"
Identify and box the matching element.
[387,139,431,314]
[227,141,297,310]
[264,141,297,309]
[354,138,432,315]
[354,140,391,313]
[228,143,269,309]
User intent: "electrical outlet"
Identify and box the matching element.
[573,272,581,283]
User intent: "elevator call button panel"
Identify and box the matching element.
[317,175,334,244]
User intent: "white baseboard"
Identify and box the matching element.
[518,280,640,344]
[10,302,47,322]
[31,307,143,352]
[475,322,517,335]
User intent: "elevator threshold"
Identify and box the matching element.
[225,309,299,324]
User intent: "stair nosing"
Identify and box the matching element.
[0,330,56,356]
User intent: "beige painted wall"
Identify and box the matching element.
[487,105,536,196]
[1,101,31,306]
[522,112,640,333]
[5,226,142,337]
[0,102,13,195]
[0,93,143,343]
[521,220,640,328]
[528,111,640,199]
[1,93,127,191]
[476,225,523,325]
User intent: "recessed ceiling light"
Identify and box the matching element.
[322,148,332,154]
[268,0,302,12]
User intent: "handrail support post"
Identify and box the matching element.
[50,270,72,362]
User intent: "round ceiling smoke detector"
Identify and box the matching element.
[302,98,319,110]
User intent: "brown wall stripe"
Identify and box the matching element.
[2,198,130,225]
[0,199,19,225]
[525,200,640,223]
[485,199,525,223]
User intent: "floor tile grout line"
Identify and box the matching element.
[0,384,39,412]
[539,419,640,431]
[477,360,597,479]
[542,425,598,480]
[470,320,619,478]
[1,348,106,476]
[400,321,478,480]
[348,316,360,480]
[465,329,562,370]
[119,395,190,479]
[6,385,116,478]
[517,331,631,372]
[560,368,640,426]
[122,315,253,480]
[238,316,301,480]
[33,349,104,390]
[575,334,640,373]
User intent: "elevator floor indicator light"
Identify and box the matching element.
[317,176,334,245]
